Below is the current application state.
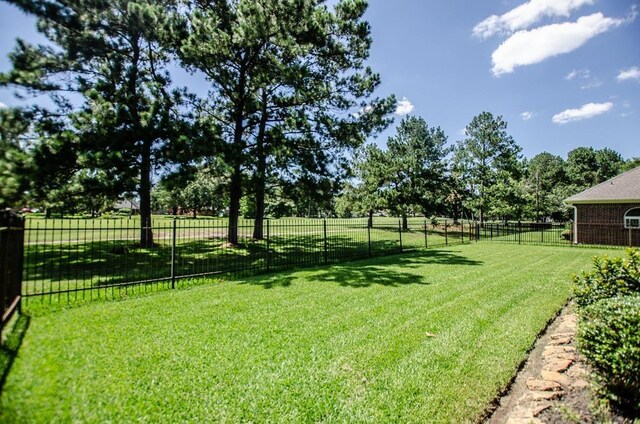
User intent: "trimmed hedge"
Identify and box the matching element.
[574,248,640,416]
[573,249,640,307]
[578,296,640,414]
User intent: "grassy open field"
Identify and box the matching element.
[1,243,620,423]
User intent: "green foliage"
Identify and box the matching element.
[566,147,624,190]
[171,0,394,242]
[0,108,32,207]
[573,249,640,307]
[577,295,640,414]
[526,152,567,220]
[1,0,199,245]
[453,112,522,223]
[345,116,449,226]
[622,157,640,172]
[382,116,449,220]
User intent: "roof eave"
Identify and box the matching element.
[564,199,640,205]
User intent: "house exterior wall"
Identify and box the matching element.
[575,203,640,246]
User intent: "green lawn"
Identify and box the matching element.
[2,243,617,423]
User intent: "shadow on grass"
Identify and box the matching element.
[22,234,404,293]
[245,249,483,289]
[0,314,30,394]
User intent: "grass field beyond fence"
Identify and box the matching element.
[1,243,621,423]
[22,216,472,304]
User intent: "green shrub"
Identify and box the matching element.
[577,295,640,414]
[573,249,640,307]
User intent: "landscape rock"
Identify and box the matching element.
[570,378,590,389]
[540,370,570,386]
[548,336,572,346]
[528,390,562,401]
[542,358,573,373]
[526,378,561,392]
[532,402,552,416]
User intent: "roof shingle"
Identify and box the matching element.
[565,166,640,204]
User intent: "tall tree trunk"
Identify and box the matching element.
[402,213,408,231]
[368,209,374,229]
[253,90,268,240]
[227,71,247,246]
[139,138,154,247]
[228,164,242,245]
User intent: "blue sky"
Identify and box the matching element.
[1,0,639,160]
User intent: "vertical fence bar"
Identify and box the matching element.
[518,221,522,245]
[444,219,448,246]
[398,220,403,252]
[266,219,271,271]
[461,220,464,244]
[323,219,328,264]
[424,219,428,248]
[367,222,372,258]
[171,219,177,289]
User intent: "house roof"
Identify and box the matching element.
[565,165,640,204]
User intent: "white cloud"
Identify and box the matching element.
[0,101,7,109]
[491,13,629,76]
[395,97,414,116]
[351,105,373,118]
[520,111,535,120]
[617,66,640,82]
[565,68,601,88]
[473,0,595,39]
[566,68,590,80]
[580,79,602,89]
[552,101,613,124]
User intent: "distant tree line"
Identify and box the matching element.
[337,114,639,227]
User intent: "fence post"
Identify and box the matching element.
[476,223,480,242]
[461,220,464,244]
[323,219,328,264]
[1,211,24,338]
[424,219,428,248]
[518,221,522,245]
[541,224,544,243]
[398,220,403,252]
[171,219,177,289]
[367,222,372,258]
[266,219,271,271]
[444,219,448,246]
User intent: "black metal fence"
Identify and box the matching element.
[1,211,24,334]
[478,221,638,248]
[22,217,475,304]
[477,222,572,246]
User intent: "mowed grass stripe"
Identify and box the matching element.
[0,244,617,423]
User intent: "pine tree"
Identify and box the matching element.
[1,0,194,246]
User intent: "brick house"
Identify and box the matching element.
[565,166,640,247]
